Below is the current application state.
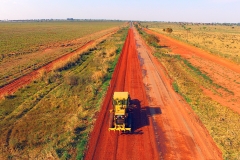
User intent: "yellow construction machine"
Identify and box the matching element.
[109,92,132,132]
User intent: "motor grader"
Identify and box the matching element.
[109,92,132,132]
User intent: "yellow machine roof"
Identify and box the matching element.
[113,92,129,100]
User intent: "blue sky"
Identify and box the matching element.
[0,0,239,23]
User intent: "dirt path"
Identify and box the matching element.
[135,29,222,159]
[0,29,118,99]
[84,28,158,160]
[146,29,240,115]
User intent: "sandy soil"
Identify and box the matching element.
[145,29,240,115]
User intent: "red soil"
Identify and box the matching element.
[145,29,240,115]
[84,28,158,159]
[84,28,222,159]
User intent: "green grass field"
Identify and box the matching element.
[0,26,128,159]
[0,21,124,56]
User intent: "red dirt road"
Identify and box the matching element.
[145,29,240,115]
[84,28,222,159]
[84,28,158,160]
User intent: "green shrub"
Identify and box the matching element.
[64,74,79,86]
[173,81,179,92]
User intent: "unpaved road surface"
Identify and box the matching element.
[146,29,240,115]
[84,28,158,160]
[84,28,222,159]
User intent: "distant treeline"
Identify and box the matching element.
[137,21,240,26]
[0,19,126,22]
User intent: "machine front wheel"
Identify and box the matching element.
[109,112,114,128]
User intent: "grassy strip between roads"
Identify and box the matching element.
[136,24,240,160]
[0,27,128,159]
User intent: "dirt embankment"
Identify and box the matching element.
[145,29,240,115]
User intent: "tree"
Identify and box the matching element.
[166,28,173,34]
[186,28,191,40]
[186,28,191,33]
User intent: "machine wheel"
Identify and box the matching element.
[127,113,132,130]
[109,112,114,128]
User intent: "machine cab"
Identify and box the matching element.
[112,92,130,124]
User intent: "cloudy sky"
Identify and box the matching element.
[0,0,239,23]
